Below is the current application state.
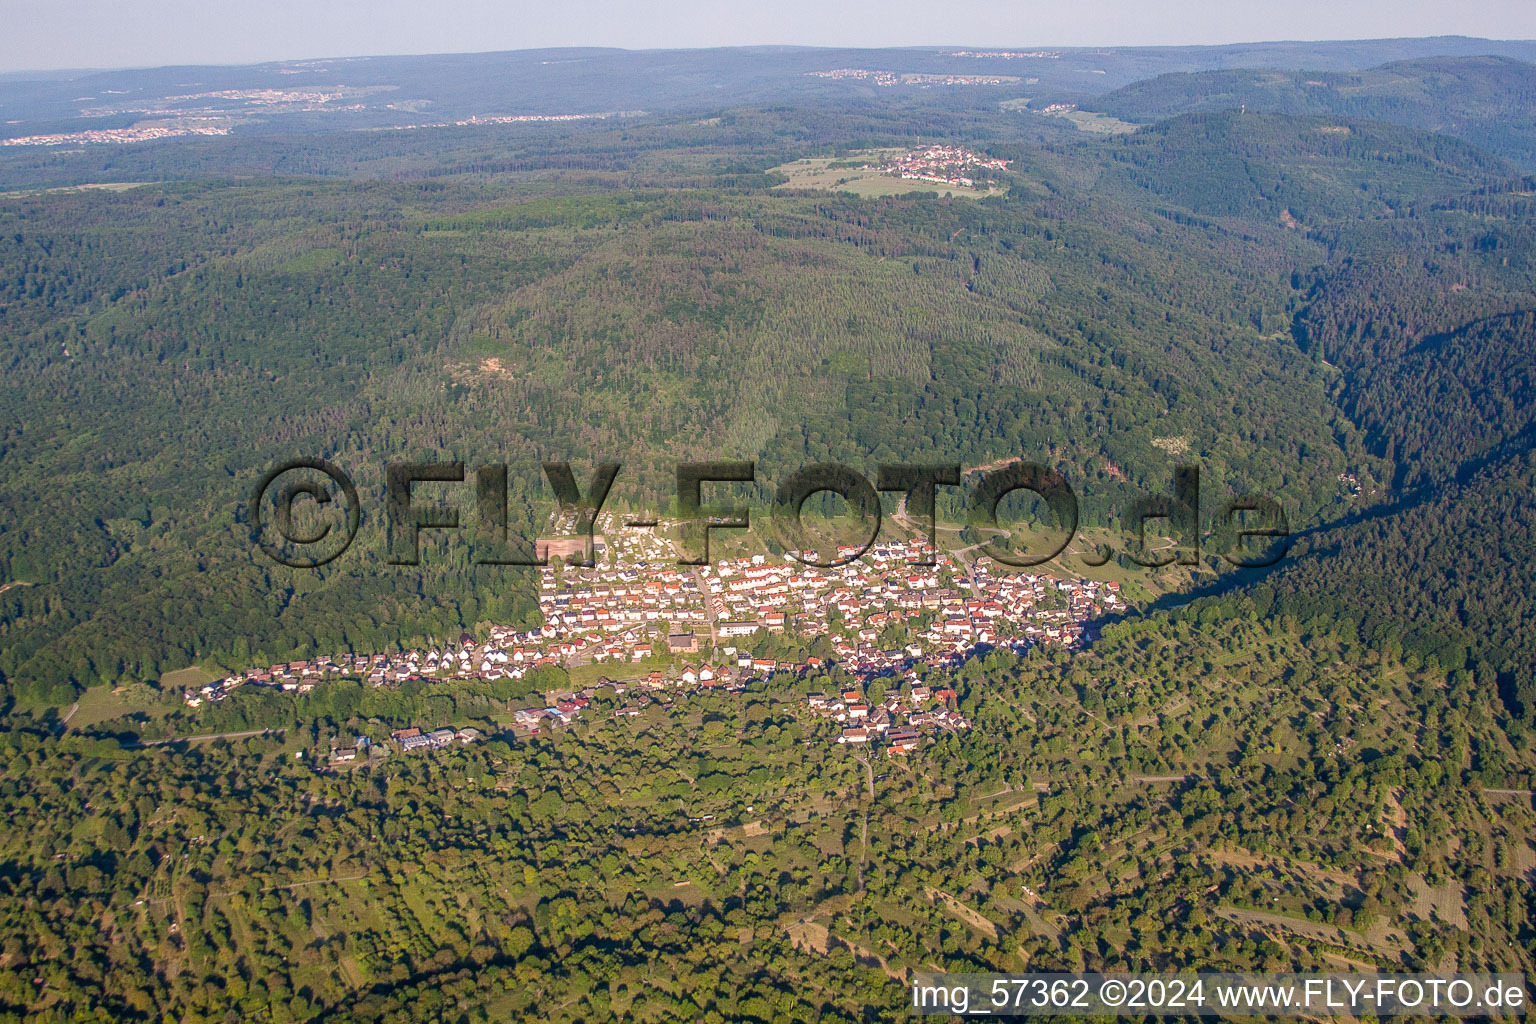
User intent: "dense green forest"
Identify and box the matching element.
[1197,174,1536,719]
[0,616,1531,1022]
[1,46,1535,1023]
[1087,56,1536,166]
[1,107,1527,700]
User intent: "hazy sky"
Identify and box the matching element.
[3,0,1534,73]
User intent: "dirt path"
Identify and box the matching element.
[929,792,1037,833]
[56,702,79,733]
[130,728,285,748]
[1009,842,1058,874]
[927,887,999,941]
[1217,906,1406,959]
[1207,847,1357,898]
[783,896,905,981]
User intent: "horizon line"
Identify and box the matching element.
[4,33,1535,78]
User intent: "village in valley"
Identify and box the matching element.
[185,513,1123,763]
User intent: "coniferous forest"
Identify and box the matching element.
[0,42,1533,1023]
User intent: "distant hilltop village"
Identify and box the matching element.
[2,85,383,147]
[807,69,1021,88]
[0,78,637,147]
[183,515,1120,762]
[944,50,1062,60]
[380,111,637,132]
[1,110,629,148]
[1,119,235,147]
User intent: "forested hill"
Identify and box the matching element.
[1097,110,1512,219]
[0,104,1530,707]
[5,37,1536,141]
[1215,181,1536,721]
[1087,56,1536,166]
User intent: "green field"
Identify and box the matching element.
[998,98,1140,135]
[1047,109,1141,134]
[61,682,171,732]
[159,665,220,691]
[0,181,149,199]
